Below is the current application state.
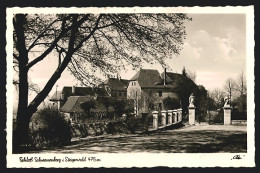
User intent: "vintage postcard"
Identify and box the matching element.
[6,6,255,167]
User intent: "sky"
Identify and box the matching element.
[121,14,246,89]
[13,13,247,109]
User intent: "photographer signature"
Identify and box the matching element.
[231,155,244,160]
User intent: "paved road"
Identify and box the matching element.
[29,124,247,153]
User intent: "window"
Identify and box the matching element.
[158,91,162,97]
[119,92,122,96]
[124,93,126,96]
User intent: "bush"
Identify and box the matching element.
[106,121,131,134]
[126,114,138,133]
[80,100,96,116]
[111,99,127,117]
[163,97,180,110]
[29,107,71,148]
[196,113,207,123]
[208,110,224,125]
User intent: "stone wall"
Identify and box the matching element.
[71,121,131,138]
[231,120,247,125]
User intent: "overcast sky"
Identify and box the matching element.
[13,13,247,107]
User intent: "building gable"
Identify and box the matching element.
[130,69,162,88]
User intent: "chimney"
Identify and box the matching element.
[164,68,166,85]
[72,86,75,94]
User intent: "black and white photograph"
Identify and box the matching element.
[6,7,255,167]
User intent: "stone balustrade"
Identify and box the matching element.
[167,110,173,125]
[152,109,182,130]
[152,111,158,130]
[177,109,182,122]
[161,110,167,127]
[173,110,177,123]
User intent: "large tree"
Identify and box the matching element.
[13,13,190,150]
[171,75,197,114]
[223,77,236,103]
[235,71,247,96]
[209,88,225,108]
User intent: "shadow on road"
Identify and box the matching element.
[30,129,247,153]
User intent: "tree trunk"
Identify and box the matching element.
[14,62,34,152]
[14,49,34,152]
[13,14,32,152]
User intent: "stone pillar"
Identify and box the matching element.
[152,111,158,130]
[161,110,167,126]
[188,93,196,125]
[188,107,196,125]
[167,110,173,125]
[177,109,182,122]
[224,106,232,125]
[173,110,177,123]
[223,96,232,125]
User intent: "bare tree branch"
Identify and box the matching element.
[73,14,103,52]
[26,14,90,70]
[27,19,59,51]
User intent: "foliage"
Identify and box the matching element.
[124,99,135,114]
[232,94,247,112]
[163,97,180,110]
[80,100,96,116]
[111,99,127,117]
[171,75,197,113]
[29,107,71,148]
[100,96,113,112]
[126,114,138,134]
[139,90,159,113]
[207,97,218,111]
[193,85,208,122]
[208,109,224,125]
[209,88,225,109]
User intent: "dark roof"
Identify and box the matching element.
[60,96,106,113]
[160,72,183,86]
[93,87,109,96]
[104,78,129,91]
[49,86,109,102]
[130,69,162,87]
[62,86,94,97]
[60,96,82,112]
